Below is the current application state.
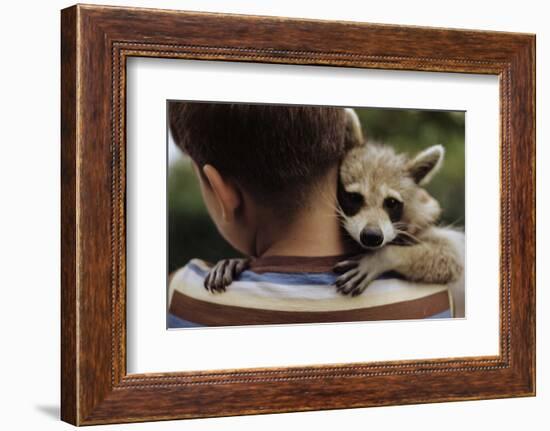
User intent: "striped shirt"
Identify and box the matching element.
[168,254,454,328]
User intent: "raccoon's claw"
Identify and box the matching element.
[333,260,359,274]
[204,258,249,293]
[335,271,372,296]
[349,282,371,297]
[334,249,393,296]
[332,260,368,296]
[340,274,375,296]
[333,259,379,296]
[203,261,224,293]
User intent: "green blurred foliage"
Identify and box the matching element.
[168,108,465,272]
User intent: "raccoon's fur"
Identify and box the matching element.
[334,141,464,313]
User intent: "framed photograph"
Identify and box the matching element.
[61,4,535,425]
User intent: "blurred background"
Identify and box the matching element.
[168,107,465,273]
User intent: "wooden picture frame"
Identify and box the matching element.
[61,4,535,425]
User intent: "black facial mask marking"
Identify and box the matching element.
[337,178,364,217]
[383,197,403,222]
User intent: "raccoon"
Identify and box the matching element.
[334,142,464,301]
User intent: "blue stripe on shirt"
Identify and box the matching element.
[426,309,452,319]
[168,312,204,328]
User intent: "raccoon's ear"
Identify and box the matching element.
[407,145,445,185]
[344,108,365,148]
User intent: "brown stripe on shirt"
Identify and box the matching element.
[169,290,450,326]
[249,253,363,274]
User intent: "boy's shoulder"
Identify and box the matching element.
[168,258,211,298]
[169,258,212,279]
[167,257,453,328]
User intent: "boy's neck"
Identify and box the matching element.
[256,215,351,258]
[253,169,354,258]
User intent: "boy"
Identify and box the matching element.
[167,103,454,328]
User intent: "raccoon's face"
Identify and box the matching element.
[338,144,444,250]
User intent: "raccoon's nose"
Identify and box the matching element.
[360,227,384,248]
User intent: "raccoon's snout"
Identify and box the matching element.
[360,227,384,248]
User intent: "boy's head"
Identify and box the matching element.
[169,102,356,255]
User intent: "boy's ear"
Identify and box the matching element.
[407,145,445,185]
[202,164,242,222]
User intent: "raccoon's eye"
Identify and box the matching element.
[383,197,403,222]
[337,187,364,217]
[384,197,400,209]
[347,192,364,206]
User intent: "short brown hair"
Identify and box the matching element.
[169,102,349,208]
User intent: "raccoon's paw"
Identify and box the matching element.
[333,258,383,297]
[204,258,249,293]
